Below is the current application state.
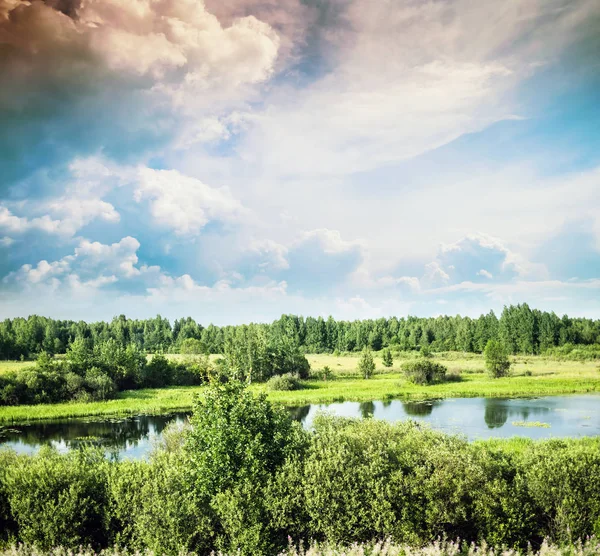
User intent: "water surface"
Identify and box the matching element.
[1,395,599,459]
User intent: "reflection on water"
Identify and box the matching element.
[0,413,192,459]
[484,399,509,429]
[1,395,599,459]
[359,401,375,419]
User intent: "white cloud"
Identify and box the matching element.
[2,236,159,292]
[423,261,450,285]
[0,206,62,235]
[295,228,363,254]
[233,0,595,179]
[477,269,493,279]
[134,167,246,235]
[1,0,280,94]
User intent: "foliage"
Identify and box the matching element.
[543,343,600,361]
[401,359,447,384]
[0,348,211,407]
[357,348,375,379]
[1,305,599,365]
[2,389,600,553]
[310,366,334,381]
[484,340,511,378]
[179,338,207,355]
[381,348,393,368]
[267,373,302,391]
[1,448,110,550]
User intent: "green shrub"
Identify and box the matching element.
[3,448,110,550]
[381,348,393,368]
[266,373,302,391]
[401,359,447,384]
[310,366,334,381]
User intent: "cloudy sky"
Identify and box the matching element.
[1,0,599,324]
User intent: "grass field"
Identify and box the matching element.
[0,360,35,375]
[0,352,599,423]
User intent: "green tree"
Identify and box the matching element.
[357,347,375,379]
[184,380,304,554]
[382,348,393,368]
[484,339,511,378]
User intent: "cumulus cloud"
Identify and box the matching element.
[2,235,159,292]
[436,233,525,283]
[0,206,62,235]
[0,0,281,184]
[134,167,246,235]
[281,229,364,293]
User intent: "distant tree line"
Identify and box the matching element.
[1,304,599,361]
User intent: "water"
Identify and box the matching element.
[1,395,599,459]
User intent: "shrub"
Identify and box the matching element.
[381,348,393,368]
[484,339,511,378]
[311,366,334,381]
[266,373,302,391]
[141,354,172,388]
[3,448,110,550]
[401,359,447,385]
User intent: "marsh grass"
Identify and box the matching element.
[512,421,551,428]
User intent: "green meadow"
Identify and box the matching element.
[0,361,35,375]
[1,352,598,423]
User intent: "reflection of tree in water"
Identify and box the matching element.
[287,405,310,424]
[1,412,191,452]
[403,401,436,417]
[484,399,509,429]
[382,399,392,408]
[359,401,375,419]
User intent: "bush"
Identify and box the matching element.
[310,366,334,381]
[141,355,172,388]
[381,348,393,368]
[484,339,511,378]
[3,448,110,550]
[401,359,447,384]
[266,373,302,391]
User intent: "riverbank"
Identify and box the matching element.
[1,353,598,423]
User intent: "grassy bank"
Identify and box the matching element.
[1,353,599,423]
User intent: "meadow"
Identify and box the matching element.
[1,351,598,423]
[0,361,34,375]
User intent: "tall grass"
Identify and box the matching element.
[2,539,600,555]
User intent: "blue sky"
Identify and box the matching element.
[0,0,599,324]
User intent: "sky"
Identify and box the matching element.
[0,0,599,324]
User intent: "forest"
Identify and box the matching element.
[1,303,599,360]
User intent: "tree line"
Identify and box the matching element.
[1,382,600,554]
[1,304,599,360]
[0,327,310,406]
